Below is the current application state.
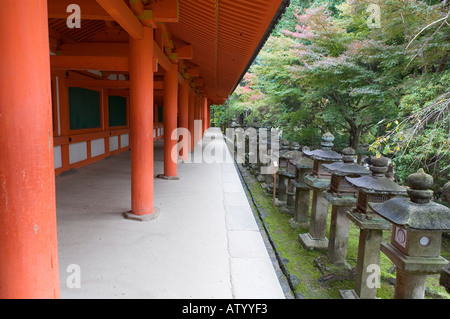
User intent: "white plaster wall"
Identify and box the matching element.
[54,145,62,169]
[69,142,87,164]
[91,138,105,157]
[109,136,119,151]
[120,134,129,148]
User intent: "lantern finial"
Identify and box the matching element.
[407,168,434,204]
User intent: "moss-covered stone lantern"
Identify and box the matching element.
[322,147,371,265]
[278,147,302,203]
[370,169,450,299]
[288,151,314,229]
[340,155,407,299]
[299,132,342,250]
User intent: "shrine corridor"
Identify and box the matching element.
[56,128,287,298]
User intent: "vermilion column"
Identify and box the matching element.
[194,94,201,144]
[0,0,60,298]
[203,97,208,135]
[126,27,160,220]
[207,102,211,129]
[179,80,189,161]
[188,88,195,151]
[158,63,179,179]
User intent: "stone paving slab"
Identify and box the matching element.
[56,128,286,299]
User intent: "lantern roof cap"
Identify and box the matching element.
[370,169,450,230]
[302,133,342,162]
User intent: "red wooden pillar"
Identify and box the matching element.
[179,80,190,161]
[0,0,60,298]
[188,88,195,152]
[158,63,178,179]
[194,94,201,144]
[126,27,160,220]
[207,100,211,129]
[203,97,208,135]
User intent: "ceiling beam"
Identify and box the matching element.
[144,0,179,23]
[176,44,193,60]
[66,79,130,89]
[58,42,128,57]
[153,42,173,72]
[48,0,113,20]
[187,67,200,77]
[96,0,143,39]
[53,41,173,73]
[51,55,129,71]
[64,79,164,90]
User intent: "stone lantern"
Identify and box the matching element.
[286,143,302,211]
[370,169,450,299]
[299,132,342,250]
[322,147,371,265]
[441,263,450,294]
[254,128,270,178]
[288,151,313,229]
[245,123,259,174]
[264,130,281,196]
[277,149,303,212]
[340,155,407,299]
[440,181,450,294]
[278,140,291,170]
[277,147,301,203]
[230,118,240,128]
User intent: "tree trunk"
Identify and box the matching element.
[348,124,362,151]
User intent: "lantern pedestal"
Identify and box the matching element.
[298,176,330,250]
[440,263,450,294]
[277,171,290,202]
[339,210,392,299]
[324,191,357,264]
[289,181,310,228]
[288,156,313,229]
[381,242,448,299]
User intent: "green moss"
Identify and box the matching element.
[240,166,449,299]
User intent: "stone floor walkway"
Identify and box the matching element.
[56,128,288,299]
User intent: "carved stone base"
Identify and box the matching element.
[123,207,161,222]
[298,232,328,250]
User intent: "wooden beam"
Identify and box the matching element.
[194,78,204,87]
[178,72,185,85]
[51,55,129,71]
[136,10,157,28]
[96,0,143,39]
[176,44,193,60]
[153,42,172,72]
[53,41,173,72]
[187,67,200,77]
[65,78,164,90]
[144,0,179,23]
[58,43,128,57]
[48,0,113,20]
[66,79,130,88]
[129,0,144,15]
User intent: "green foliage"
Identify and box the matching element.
[228,0,449,189]
[371,70,450,192]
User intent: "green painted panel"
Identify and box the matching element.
[158,105,163,123]
[69,87,101,130]
[109,95,127,127]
